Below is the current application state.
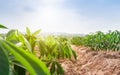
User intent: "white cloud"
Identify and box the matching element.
[1,0,120,34]
[41,0,66,4]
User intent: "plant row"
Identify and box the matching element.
[70,30,120,51]
[0,24,76,75]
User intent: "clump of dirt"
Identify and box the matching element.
[60,45,120,75]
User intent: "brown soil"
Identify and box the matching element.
[60,45,120,75]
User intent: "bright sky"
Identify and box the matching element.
[0,0,120,34]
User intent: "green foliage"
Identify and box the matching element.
[49,61,64,75]
[0,40,50,75]
[38,36,76,75]
[84,31,106,50]
[0,24,77,75]
[0,25,50,75]
[0,24,8,29]
[25,27,41,52]
[70,36,84,46]
[71,30,120,51]
[0,43,9,75]
[6,30,32,53]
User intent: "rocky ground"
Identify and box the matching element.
[60,45,120,75]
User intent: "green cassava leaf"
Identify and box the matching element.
[0,43,9,75]
[17,32,32,52]
[50,62,55,74]
[56,62,64,75]
[0,24,8,29]
[26,27,31,36]
[32,29,41,36]
[22,36,32,52]
[71,50,77,59]
[6,30,17,41]
[0,40,50,75]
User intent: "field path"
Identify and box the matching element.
[60,45,120,75]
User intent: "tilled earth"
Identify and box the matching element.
[60,45,120,75]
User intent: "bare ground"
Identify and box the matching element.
[60,45,120,75]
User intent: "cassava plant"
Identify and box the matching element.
[38,35,76,75]
[71,30,120,51]
[0,24,50,75]
[0,24,77,75]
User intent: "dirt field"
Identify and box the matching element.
[60,45,120,75]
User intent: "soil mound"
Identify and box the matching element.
[60,45,120,75]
